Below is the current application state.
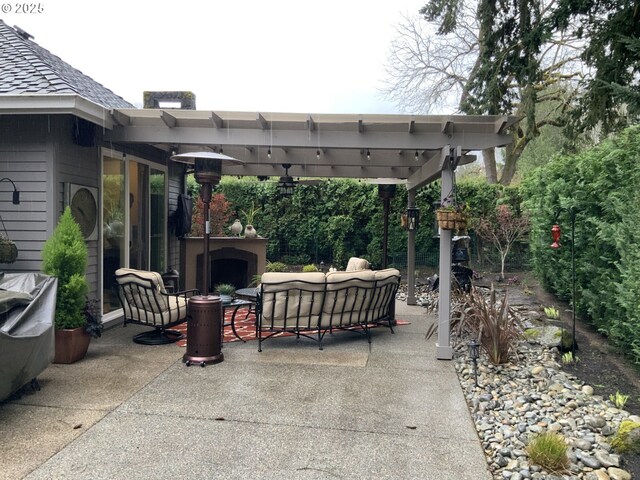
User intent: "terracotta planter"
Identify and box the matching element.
[53,327,91,364]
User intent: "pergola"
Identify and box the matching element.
[109,109,518,360]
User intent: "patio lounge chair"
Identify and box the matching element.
[115,268,199,345]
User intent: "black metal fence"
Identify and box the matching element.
[387,240,530,273]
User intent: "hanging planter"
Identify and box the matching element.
[0,236,18,263]
[0,215,18,264]
[436,207,467,231]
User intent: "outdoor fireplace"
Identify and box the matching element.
[180,237,267,292]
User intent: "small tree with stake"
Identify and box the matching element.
[475,204,530,281]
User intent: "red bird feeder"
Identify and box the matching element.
[550,223,561,249]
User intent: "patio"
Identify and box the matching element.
[0,300,490,480]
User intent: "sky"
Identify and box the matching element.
[2,0,424,114]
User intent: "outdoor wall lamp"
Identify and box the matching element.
[406,205,420,231]
[0,178,20,204]
[549,206,578,356]
[468,338,480,387]
[432,201,441,237]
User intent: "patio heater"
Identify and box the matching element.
[171,151,244,366]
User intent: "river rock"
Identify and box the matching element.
[607,467,631,480]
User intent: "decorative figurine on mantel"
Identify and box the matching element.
[229,219,243,237]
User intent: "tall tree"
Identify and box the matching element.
[551,0,640,137]
[384,0,583,184]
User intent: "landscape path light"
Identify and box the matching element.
[468,338,480,387]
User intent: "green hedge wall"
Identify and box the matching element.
[211,176,521,270]
[521,125,640,363]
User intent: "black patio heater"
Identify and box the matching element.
[171,151,244,366]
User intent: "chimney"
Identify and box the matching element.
[143,91,196,110]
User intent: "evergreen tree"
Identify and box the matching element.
[41,207,89,329]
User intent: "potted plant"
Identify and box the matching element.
[42,207,102,364]
[215,283,236,304]
[240,203,261,238]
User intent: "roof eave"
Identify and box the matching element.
[0,94,115,129]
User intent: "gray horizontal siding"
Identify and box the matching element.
[0,113,49,273]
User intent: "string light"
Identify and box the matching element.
[414,150,419,161]
[366,149,371,161]
[267,149,271,159]
[316,149,320,160]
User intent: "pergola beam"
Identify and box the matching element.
[441,119,453,136]
[160,110,177,128]
[110,109,130,126]
[256,112,268,130]
[209,112,223,128]
[111,126,512,152]
[494,116,509,134]
[306,115,315,132]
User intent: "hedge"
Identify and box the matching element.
[522,125,640,363]
[210,176,522,270]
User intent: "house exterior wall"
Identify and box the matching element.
[0,114,55,273]
[0,114,101,291]
[0,113,184,307]
[54,116,101,295]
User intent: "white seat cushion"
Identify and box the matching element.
[345,257,370,272]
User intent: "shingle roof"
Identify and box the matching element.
[0,20,134,109]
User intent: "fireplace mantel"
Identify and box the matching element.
[179,237,267,291]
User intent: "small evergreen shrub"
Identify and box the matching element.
[41,207,89,330]
[612,420,640,454]
[526,432,569,473]
[266,261,288,272]
[302,264,319,272]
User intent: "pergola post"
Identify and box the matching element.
[436,146,458,360]
[406,189,417,305]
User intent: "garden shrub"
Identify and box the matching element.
[41,207,89,330]
[526,431,569,472]
[522,125,640,363]
[214,176,523,270]
[611,420,640,454]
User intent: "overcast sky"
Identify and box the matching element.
[3,0,424,113]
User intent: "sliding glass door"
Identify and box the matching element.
[101,152,167,318]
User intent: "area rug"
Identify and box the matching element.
[173,307,409,347]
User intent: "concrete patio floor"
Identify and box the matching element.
[0,301,490,480]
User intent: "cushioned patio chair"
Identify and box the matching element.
[115,268,199,345]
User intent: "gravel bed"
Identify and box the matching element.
[397,284,637,480]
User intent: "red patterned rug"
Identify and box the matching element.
[173,307,409,347]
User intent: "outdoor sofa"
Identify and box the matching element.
[256,262,400,351]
